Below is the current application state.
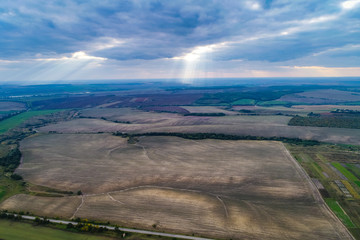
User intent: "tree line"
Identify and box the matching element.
[288,115,360,129]
[0,147,21,173]
[114,132,320,146]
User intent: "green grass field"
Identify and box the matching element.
[332,162,359,182]
[231,99,256,105]
[0,168,26,203]
[325,199,356,228]
[0,111,18,115]
[346,164,360,178]
[257,100,291,106]
[0,188,5,199]
[0,144,12,158]
[0,110,62,134]
[0,219,112,240]
[344,102,360,106]
[345,164,360,188]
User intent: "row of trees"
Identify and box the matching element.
[114,132,320,146]
[289,115,360,129]
[184,112,226,117]
[331,109,360,115]
[66,222,110,233]
[0,211,22,220]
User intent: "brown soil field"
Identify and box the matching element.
[0,101,26,111]
[1,194,81,218]
[180,106,238,115]
[141,106,190,114]
[0,134,352,239]
[38,107,360,144]
[80,108,192,124]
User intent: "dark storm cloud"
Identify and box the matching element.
[0,0,359,63]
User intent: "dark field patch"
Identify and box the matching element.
[141,106,190,114]
[0,102,26,112]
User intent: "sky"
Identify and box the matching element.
[0,0,360,84]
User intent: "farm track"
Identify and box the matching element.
[107,192,124,205]
[216,196,228,218]
[18,156,24,168]
[71,195,85,219]
[106,145,123,158]
[134,142,152,162]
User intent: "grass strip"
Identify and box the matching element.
[325,198,356,228]
[0,219,111,240]
[346,164,360,178]
[331,162,359,182]
[257,100,290,106]
[231,99,256,105]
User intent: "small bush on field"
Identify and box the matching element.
[10,173,23,180]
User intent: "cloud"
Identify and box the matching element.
[35,51,107,61]
[1,0,348,61]
[341,0,360,10]
[0,0,359,81]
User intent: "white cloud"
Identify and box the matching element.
[172,43,226,61]
[0,59,19,63]
[312,44,360,56]
[245,1,261,10]
[87,37,126,52]
[341,0,360,10]
[35,51,107,61]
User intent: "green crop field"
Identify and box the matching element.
[257,100,291,106]
[332,162,359,182]
[0,219,112,240]
[0,110,62,134]
[345,164,360,187]
[346,164,360,178]
[325,199,356,228]
[231,99,256,105]
[0,111,17,115]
